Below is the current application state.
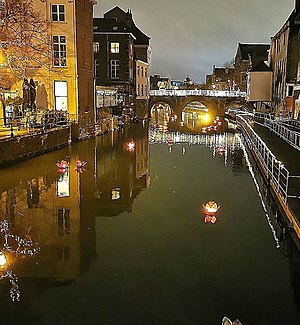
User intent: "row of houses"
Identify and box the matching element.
[0,3,151,136]
[206,0,300,119]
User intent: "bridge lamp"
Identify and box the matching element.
[203,113,210,123]
[0,251,7,268]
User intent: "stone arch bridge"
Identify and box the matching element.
[148,89,249,118]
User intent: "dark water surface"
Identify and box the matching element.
[0,123,299,325]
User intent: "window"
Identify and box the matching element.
[93,42,99,53]
[144,85,147,96]
[94,59,99,77]
[111,60,119,79]
[53,36,66,67]
[145,68,147,78]
[137,66,140,76]
[51,4,65,22]
[141,67,144,77]
[54,81,68,111]
[110,42,119,53]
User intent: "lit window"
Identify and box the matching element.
[93,42,99,53]
[54,80,68,111]
[110,42,119,53]
[111,60,119,79]
[53,35,66,67]
[51,4,65,22]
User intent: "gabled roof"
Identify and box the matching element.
[238,43,270,61]
[250,61,271,72]
[95,6,150,45]
[93,17,131,34]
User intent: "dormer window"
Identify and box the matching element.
[113,26,118,31]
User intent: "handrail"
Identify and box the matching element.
[149,89,246,98]
[236,115,300,203]
[0,111,70,139]
[254,112,300,151]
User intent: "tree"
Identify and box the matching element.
[223,58,235,68]
[0,0,52,84]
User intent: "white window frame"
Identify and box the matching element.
[53,35,67,67]
[51,4,65,22]
[111,60,119,79]
[54,80,68,111]
[93,42,99,53]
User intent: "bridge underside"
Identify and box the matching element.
[148,96,247,119]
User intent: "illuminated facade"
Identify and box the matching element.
[4,0,96,125]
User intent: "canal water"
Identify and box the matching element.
[0,123,299,324]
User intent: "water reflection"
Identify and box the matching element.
[0,123,150,305]
[0,123,299,323]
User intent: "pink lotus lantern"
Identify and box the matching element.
[56,160,69,173]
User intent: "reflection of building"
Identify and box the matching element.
[0,156,81,282]
[94,124,149,217]
[93,6,151,119]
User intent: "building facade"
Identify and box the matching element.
[0,0,96,131]
[93,6,150,120]
[205,65,235,91]
[234,43,270,92]
[269,0,300,117]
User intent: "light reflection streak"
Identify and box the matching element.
[239,135,280,248]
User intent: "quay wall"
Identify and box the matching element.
[0,127,71,167]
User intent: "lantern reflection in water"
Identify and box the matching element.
[0,219,40,301]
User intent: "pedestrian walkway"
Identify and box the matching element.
[253,123,300,222]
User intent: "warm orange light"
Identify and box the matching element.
[0,251,7,268]
[203,113,210,123]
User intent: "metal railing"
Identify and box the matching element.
[149,89,246,98]
[0,111,70,139]
[254,112,300,151]
[236,115,300,203]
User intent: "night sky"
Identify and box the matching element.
[94,0,294,83]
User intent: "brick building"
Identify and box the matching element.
[93,6,150,120]
[269,0,300,117]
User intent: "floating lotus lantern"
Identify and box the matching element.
[222,317,242,325]
[75,160,87,169]
[75,160,87,173]
[202,200,221,216]
[56,160,69,174]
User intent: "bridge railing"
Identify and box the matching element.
[149,89,246,98]
[254,112,300,151]
[236,115,293,204]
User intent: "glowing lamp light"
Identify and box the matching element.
[0,251,7,268]
[126,141,135,152]
[203,113,210,123]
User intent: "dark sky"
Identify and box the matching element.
[94,0,294,83]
